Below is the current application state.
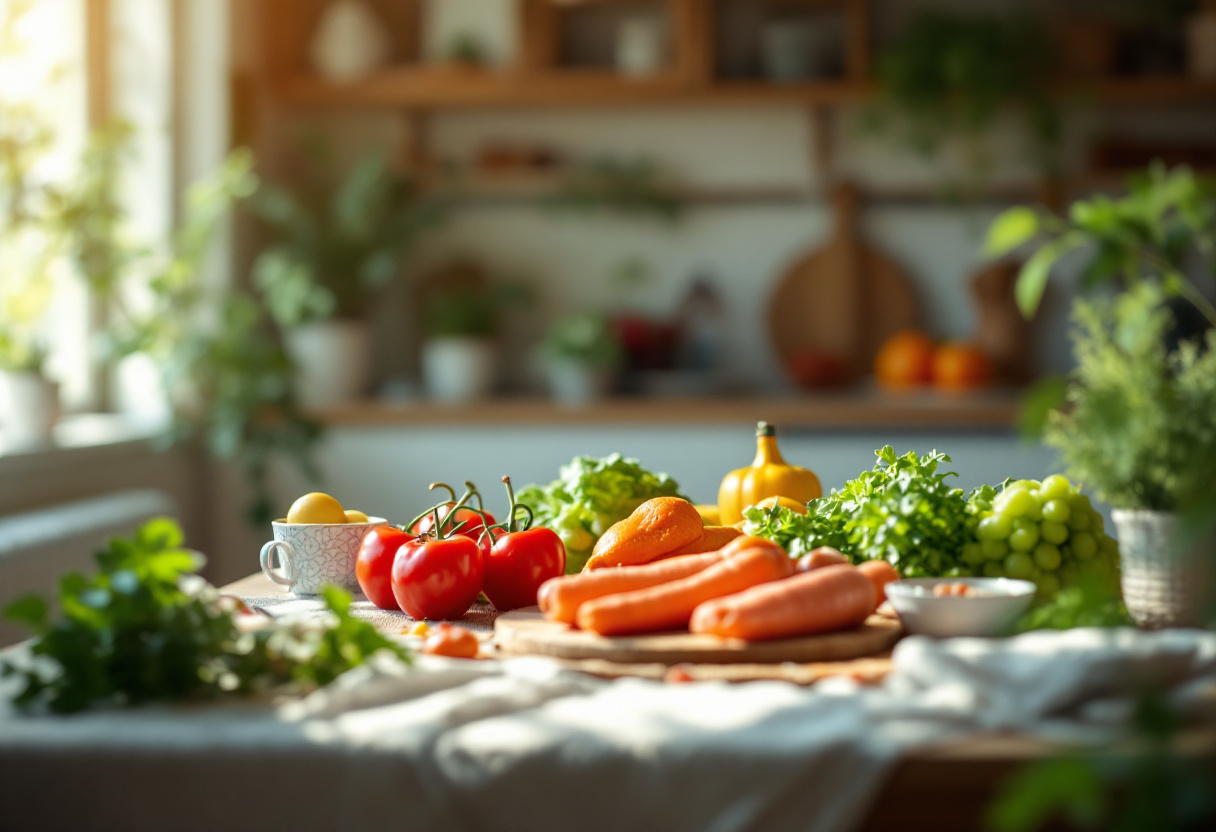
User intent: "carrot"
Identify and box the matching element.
[537,551,726,625]
[575,547,794,636]
[689,564,875,641]
[796,546,850,572]
[718,535,786,558]
[857,560,900,612]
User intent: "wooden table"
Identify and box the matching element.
[222,573,1212,832]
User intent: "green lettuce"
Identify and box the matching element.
[517,454,687,573]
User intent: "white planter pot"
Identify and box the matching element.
[1112,509,1215,629]
[284,321,372,410]
[422,337,496,403]
[546,360,614,406]
[0,371,59,449]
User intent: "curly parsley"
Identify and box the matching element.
[2,518,409,713]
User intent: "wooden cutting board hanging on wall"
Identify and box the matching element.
[768,183,921,380]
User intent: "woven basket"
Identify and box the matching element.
[1112,509,1214,629]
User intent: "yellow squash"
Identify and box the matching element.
[718,421,822,525]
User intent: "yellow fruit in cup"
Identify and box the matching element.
[286,492,347,524]
[343,509,370,524]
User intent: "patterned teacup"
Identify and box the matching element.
[259,517,387,595]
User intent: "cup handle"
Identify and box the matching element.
[259,540,295,587]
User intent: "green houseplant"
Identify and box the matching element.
[541,312,622,405]
[420,276,531,403]
[253,150,441,408]
[871,11,1060,189]
[0,92,64,446]
[987,164,1216,627]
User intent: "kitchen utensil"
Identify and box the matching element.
[885,578,1036,638]
[768,183,920,381]
[970,261,1033,384]
[260,517,387,595]
[495,608,901,664]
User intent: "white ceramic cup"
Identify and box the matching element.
[259,517,387,595]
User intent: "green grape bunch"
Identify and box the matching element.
[961,475,1120,597]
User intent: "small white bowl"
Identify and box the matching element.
[885,577,1036,638]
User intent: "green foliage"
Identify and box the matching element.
[544,157,684,222]
[1014,579,1133,633]
[872,12,1059,178]
[252,151,442,326]
[743,446,977,577]
[988,696,1216,832]
[517,454,687,573]
[543,312,623,367]
[1,518,409,714]
[424,280,532,339]
[0,15,63,374]
[986,164,1216,325]
[1045,286,1216,512]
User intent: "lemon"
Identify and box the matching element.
[286,492,347,524]
[343,509,370,524]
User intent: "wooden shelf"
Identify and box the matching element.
[271,64,1215,112]
[273,67,873,110]
[309,391,1024,430]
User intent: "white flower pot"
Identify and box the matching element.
[546,360,614,406]
[0,370,59,449]
[422,337,496,403]
[284,321,372,410]
[1112,509,1215,629]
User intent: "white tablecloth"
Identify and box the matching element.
[2,628,1215,832]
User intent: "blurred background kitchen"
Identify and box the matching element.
[2,0,1214,614]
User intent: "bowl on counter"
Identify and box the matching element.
[885,578,1036,638]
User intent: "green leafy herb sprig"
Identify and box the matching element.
[1,519,409,714]
[744,446,977,577]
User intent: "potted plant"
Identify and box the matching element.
[253,151,440,409]
[541,312,622,405]
[0,102,61,448]
[987,163,1216,627]
[0,334,57,449]
[870,11,1060,188]
[421,282,500,404]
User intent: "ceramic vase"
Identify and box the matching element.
[0,370,59,449]
[284,320,372,409]
[310,0,391,83]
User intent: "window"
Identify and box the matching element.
[0,0,173,415]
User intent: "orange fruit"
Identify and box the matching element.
[932,342,993,390]
[875,330,935,390]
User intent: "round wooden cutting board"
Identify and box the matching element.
[495,608,902,665]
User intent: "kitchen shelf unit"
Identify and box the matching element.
[256,0,1216,209]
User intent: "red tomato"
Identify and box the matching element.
[391,536,485,620]
[355,526,414,611]
[422,623,480,659]
[483,527,566,612]
[410,503,497,550]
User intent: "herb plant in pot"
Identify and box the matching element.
[253,153,439,409]
[988,164,1216,628]
[0,337,58,449]
[542,313,622,405]
[421,284,499,404]
[0,119,61,449]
